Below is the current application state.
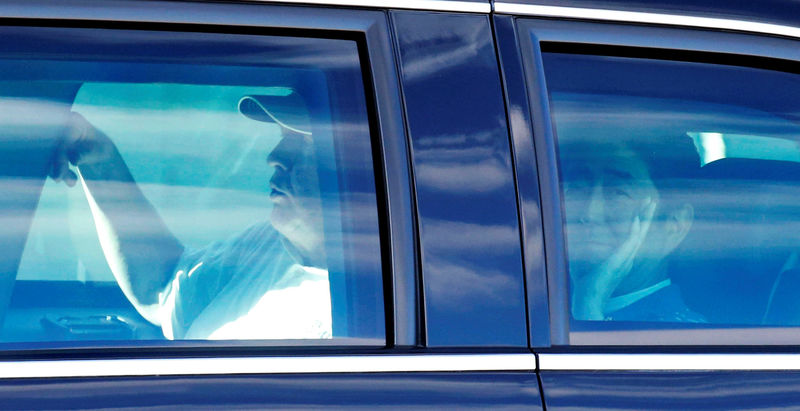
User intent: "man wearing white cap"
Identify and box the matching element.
[49,92,332,340]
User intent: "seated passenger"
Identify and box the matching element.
[562,137,704,322]
[49,93,331,339]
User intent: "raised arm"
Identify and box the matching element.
[50,112,184,324]
[571,200,657,320]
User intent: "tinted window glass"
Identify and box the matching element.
[0,26,383,346]
[543,51,800,344]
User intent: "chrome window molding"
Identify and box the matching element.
[539,354,800,371]
[250,0,491,13]
[0,353,536,379]
[493,3,800,40]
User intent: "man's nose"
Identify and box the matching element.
[267,134,299,171]
[579,183,605,224]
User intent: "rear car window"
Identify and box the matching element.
[0,26,384,347]
[542,50,800,345]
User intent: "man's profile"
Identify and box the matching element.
[561,138,704,322]
[49,92,332,339]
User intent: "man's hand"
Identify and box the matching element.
[49,112,115,186]
[572,199,658,320]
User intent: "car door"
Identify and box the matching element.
[495,1,800,409]
[0,0,542,408]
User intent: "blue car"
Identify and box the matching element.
[0,0,799,408]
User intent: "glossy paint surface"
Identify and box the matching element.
[541,371,800,410]
[391,11,527,347]
[493,14,550,348]
[1,372,541,410]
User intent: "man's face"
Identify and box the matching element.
[266,129,324,264]
[561,143,658,271]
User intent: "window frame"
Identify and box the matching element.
[510,15,800,348]
[0,0,419,357]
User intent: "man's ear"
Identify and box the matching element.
[664,203,694,252]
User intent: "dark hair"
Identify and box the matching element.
[625,133,701,211]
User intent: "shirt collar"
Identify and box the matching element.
[605,279,671,313]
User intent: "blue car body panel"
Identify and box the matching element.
[0,373,541,409]
[390,10,528,348]
[541,371,800,410]
[493,13,553,349]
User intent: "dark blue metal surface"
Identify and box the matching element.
[493,15,550,348]
[541,371,800,410]
[508,18,571,346]
[0,372,541,409]
[391,10,527,347]
[499,0,800,30]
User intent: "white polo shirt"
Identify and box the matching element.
[157,222,331,340]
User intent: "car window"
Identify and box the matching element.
[0,26,384,346]
[542,50,800,344]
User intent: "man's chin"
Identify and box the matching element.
[270,205,294,231]
[270,214,311,251]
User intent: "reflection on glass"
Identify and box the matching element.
[48,91,335,340]
[560,133,702,323]
[688,132,800,166]
[544,52,800,328]
[0,27,383,345]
